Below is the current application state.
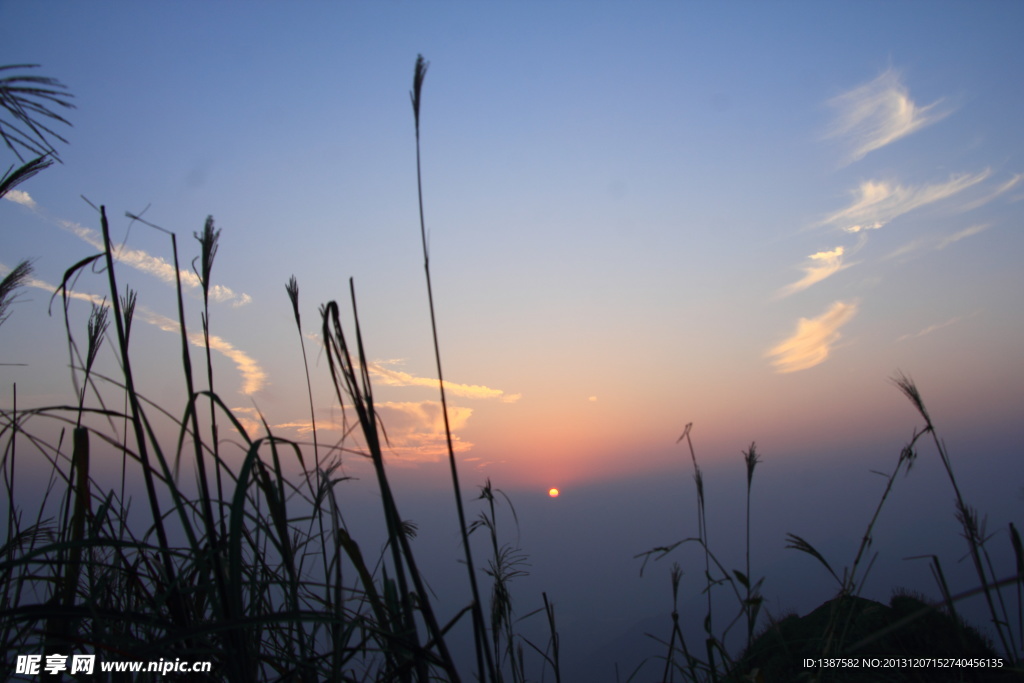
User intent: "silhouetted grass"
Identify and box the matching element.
[637,379,1023,683]
[1,57,553,683]
[2,58,1021,683]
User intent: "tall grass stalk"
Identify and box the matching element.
[782,411,924,661]
[741,443,763,652]
[194,216,227,539]
[677,423,719,679]
[117,286,137,533]
[97,206,182,619]
[53,303,107,638]
[125,212,233,662]
[660,562,700,682]
[286,275,331,595]
[411,53,496,683]
[541,593,561,683]
[780,439,911,666]
[286,276,321,491]
[639,427,767,682]
[471,479,532,682]
[322,286,461,681]
[893,372,1018,660]
[2,384,14,544]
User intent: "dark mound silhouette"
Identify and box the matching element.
[726,593,1020,682]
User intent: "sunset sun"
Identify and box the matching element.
[548,488,559,498]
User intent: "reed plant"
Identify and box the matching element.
[637,379,1022,682]
[1,57,562,683]
[2,59,1021,683]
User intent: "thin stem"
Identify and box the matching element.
[286,275,330,594]
[194,217,226,539]
[98,206,186,631]
[743,442,760,649]
[411,53,496,683]
[893,371,1015,659]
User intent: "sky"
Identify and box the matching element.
[2,1,1024,678]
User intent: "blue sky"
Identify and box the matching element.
[2,1,1024,676]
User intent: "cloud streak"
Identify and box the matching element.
[4,190,36,208]
[776,246,847,298]
[3,190,252,307]
[138,309,266,394]
[896,312,977,343]
[827,68,950,163]
[271,401,475,463]
[373,401,474,462]
[57,218,253,307]
[259,400,479,464]
[766,300,858,373]
[885,222,991,261]
[7,270,266,395]
[823,171,991,233]
[957,173,1022,212]
[369,360,522,402]
[936,223,989,249]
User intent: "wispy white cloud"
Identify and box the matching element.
[228,415,345,439]
[4,192,252,307]
[14,273,108,307]
[374,401,475,462]
[4,189,36,208]
[958,173,1022,212]
[896,312,978,343]
[265,401,476,463]
[775,246,848,298]
[9,272,267,395]
[824,171,991,233]
[271,419,319,434]
[885,223,990,260]
[139,309,266,394]
[55,218,252,307]
[882,238,929,261]
[766,300,858,373]
[827,68,950,163]
[936,223,989,250]
[369,359,522,403]
[228,406,264,437]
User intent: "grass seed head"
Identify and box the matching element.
[286,275,301,328]
[0,259,33,328]
[410,54,429,132]
[743,442,761,487]
[85,302,109,372]
[120,287,136,342]
[193,215,221,297]
[891,371,932,426]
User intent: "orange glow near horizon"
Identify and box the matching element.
[548,488,559,498]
